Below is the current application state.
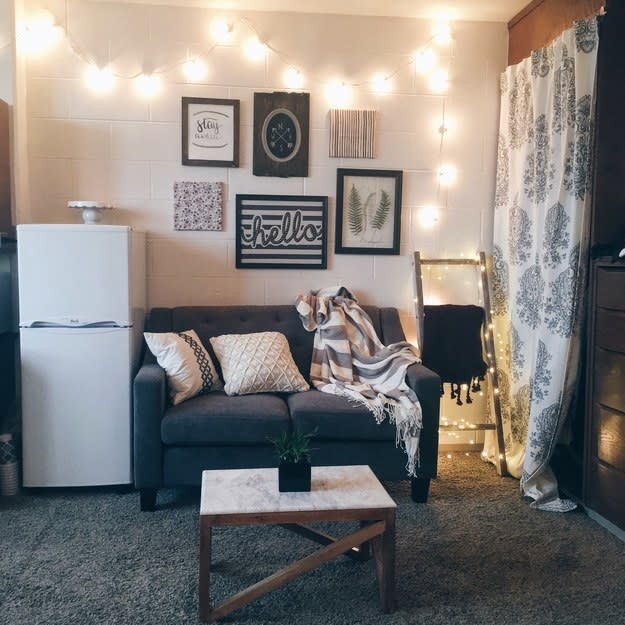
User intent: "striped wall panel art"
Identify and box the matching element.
[236,194,328,269]
[329,109,376,158]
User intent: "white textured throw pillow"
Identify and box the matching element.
[144,329,223,405]
[210,331,309,396]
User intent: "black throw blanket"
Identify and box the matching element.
[421,304,487,405]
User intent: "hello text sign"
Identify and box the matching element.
[236,194,328,269]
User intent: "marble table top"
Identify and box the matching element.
[200,465,396,516]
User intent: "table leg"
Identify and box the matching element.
[199,519,212,622]
[373,511,396,613]
[358,520,371,559]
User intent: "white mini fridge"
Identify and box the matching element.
[17,224,146,487]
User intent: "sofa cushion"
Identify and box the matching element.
[144,329,223,405]
[210,331,309,396]
[162,392,290,445]
[286,389,397,442]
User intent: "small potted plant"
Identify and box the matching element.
[271,428,315,492]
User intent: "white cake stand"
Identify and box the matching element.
[68,201,113,224]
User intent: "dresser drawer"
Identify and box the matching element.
[596,267,625,310]
[587,459,625,529]
[593,349,625,412]
[593,405,625,472]
[596,309,625,353]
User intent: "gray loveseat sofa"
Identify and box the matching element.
[134,305,441,511]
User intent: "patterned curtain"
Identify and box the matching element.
[486,18,598,512]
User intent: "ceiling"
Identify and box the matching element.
[107,0,531,23]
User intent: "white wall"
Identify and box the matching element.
[20,0,507,340]
[0,0,14,104]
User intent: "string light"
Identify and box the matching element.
[19,9,457,127]
[16,9,460,166]
[244,36,266,61]
[417,205,440,228]
[437,114,456,137]
[211,18,234,43]
[325,80,351,108]
[371,74,392,94]
[84,65,114,94]
[134,73,161,98]
[432,21,452,46]
[20,11,61,55]
[438,163,457,185]
[283,67,304,89]
[429,68,449,93]
[183,58,208,81]
[414,48,437,73]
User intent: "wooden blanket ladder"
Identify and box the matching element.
[412,251,508,477]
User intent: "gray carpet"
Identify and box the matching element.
[1,453,624,625]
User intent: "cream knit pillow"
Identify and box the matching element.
[144,329,223,405]
[210,331,309,396]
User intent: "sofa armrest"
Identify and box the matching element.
[406,362,441,479]
[133,363,167,489]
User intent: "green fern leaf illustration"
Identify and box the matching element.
[372,189,391,230]
[348,184,363,235]
[363,192,376,234]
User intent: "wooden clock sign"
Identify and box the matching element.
[253,92,310,177]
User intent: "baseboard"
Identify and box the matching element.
[585,508,625,543]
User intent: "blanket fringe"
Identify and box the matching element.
[330,384,421,477]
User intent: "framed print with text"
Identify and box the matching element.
[236,194,327,269]
[335,168,402,255]
[182,97,239,167]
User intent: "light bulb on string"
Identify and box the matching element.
[437,163,457,186]
[432,21,452,46]
[84,65,115,94]
[183,58,207,81]
[429,69,449,93]
[135,73,161,99]
[414,48,437,73]
[371,74,392,94]
[244,37,266,61]
[21,11,62,56]
[284,68,304,89]
[325,80,351,108]
[436,114,456,137]
[211,18,234,43]
[417,205,440,229]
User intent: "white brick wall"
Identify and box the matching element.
[21,1,507,331]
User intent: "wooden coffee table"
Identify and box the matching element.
[198,464,396,623]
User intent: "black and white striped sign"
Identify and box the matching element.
[236,195,327,269]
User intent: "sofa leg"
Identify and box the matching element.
[411,478,430,503]
[140,488,157,512]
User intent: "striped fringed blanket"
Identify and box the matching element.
[295,286,423,476]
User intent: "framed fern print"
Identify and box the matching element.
[335,168,402,255]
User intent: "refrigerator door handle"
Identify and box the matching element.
[21,319,130,328]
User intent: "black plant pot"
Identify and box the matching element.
[278,459,311,492]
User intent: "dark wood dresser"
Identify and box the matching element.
[585,261,625,529]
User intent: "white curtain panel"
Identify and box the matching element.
[486,18,598,511]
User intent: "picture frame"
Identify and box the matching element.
[182,97,239,167]
[236,194,327,269]
[253,92,310,177]
[335,168,403,255]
